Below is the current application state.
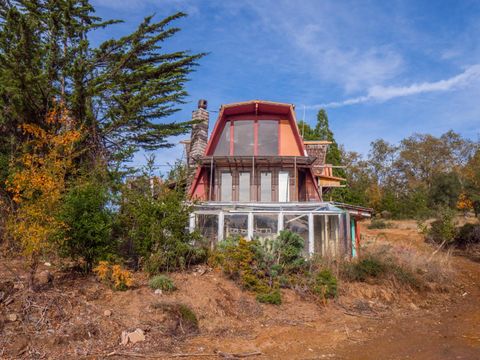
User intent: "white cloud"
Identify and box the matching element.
[308,64,480,108]
[241,0,405,93]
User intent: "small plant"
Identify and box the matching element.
[93,261,133,291]
[313,269,337,299]
[151,302,199,335]
[149,274,176,292]
[424,207,457,246]
[256,290,282,305]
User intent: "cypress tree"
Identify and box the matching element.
[0,0,205,172]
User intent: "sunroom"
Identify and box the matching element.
[189,202,369,258]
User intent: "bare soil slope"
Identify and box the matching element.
[1,220,479,359]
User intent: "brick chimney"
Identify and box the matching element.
[188,99,209,168]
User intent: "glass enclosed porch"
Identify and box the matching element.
[189,203,361,258]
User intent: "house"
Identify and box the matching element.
[184,99,371,258]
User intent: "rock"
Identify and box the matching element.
[104,309,112,317]
[154,289,162,295]
[409,303,419,311]
[37,270,53,285]
[121,328,145,345]
[7,313,18,322]
[13,282,24,290]
[44,262,52,267]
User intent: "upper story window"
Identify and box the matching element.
[213,119,279,156]
[258,120,278,155]
[233,120,254,155]
[214,121,230,155]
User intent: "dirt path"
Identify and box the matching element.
[335,256,480,360]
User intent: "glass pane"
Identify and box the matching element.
[313,215,326,255]
[278,171,290,202]
[327,215,339,256]
[253,214,278,239]
[239,172,250,202]
[284,214,309,253]
[196,214,218,245]
[221,172,232,201]
[258,120,278,155]
[224,214,249,238]
[260,172,271,202]
[214,121,230,155]
[233,120,254,155]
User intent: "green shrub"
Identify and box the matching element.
[274,230,306,272]
[117,164,208,272]
[341,256,385,282]
[425,207,457,246]
[256,290,282,305]
[313,269,337,299]
[149,274,176,292]
[56,177,113,272]
[368,218,391,229]
[455,223,480,248]
[391,265,422,290]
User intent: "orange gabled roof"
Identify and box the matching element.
[204,100,306,156]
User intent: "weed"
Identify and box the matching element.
[151,302,199,335]
[256,290,282,305]
[149,274,176,292]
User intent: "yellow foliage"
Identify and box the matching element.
[93,261,110,281]
[93,261,133,291]
[457,193,473,212]
[5,102,82,265]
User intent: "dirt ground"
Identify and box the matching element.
[1,220,479,359]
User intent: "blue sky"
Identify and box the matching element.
[90,0,480,172]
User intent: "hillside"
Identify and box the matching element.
[1,220,479,359]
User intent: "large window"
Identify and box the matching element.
[258,120,278,155]
[253,214,278,239]
[220,172,232,201]
[224,214,248,238]
[233,120,254,155]
[278,171,290,202]
[239,172,251,202]
[214,121,230,155]
[260,172,272,202]
[313,215,326,255]
[196,214,218,245]
[284,214,309,253]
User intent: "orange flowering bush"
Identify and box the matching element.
[5,102,82,288]
[457,193,473,214]
[93,261,134,291]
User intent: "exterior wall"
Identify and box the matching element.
[191,168,209,201]
[209,166,322,202]
[279,119,302,155]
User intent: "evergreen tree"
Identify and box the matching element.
[0,0,205,170]
[299,109,345,177]
[299,109,348,202]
